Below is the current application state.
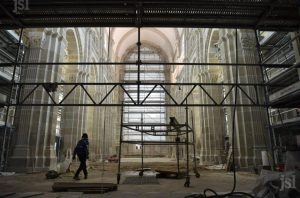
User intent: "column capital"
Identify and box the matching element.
[28,34,43,48]
[58,35,64,41]
[51,32,59,38]
[226,32,234,39]
[240,33,256,49]
[44,28,53,36]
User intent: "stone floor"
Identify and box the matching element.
[0,160,258,198]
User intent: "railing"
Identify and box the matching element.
[0,67,20,81]
[270,108,300,126]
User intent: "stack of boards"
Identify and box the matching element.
[52,182,117,194]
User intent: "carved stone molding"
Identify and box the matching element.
[28,34,43,48]
[44,28,53,36]
[240,33,256,49]
[58,35,64,41]
[51,32,59,38]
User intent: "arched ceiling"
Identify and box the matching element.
[111,28,179,61]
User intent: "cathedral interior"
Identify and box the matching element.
[0,0,299,197]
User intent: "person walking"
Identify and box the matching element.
[72,133,89,180]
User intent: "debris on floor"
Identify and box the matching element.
[1,192,44,198]
[0,162,259,196]
[0,172,15,176]
[122,171,159,184]
[135,168,152,172]
[285,151,300,171]
[204,164,225,170]
[252,169,300,198]
[45,170,60,179]
[107,154,119,163]
[0,192,16,197]
[193,167,200,178]
[52,182,117,194]
[155,170,185,179]
[57,158,72,173]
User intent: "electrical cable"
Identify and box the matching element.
[230,27,239,194]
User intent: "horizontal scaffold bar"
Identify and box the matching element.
[0,62,295,68]
[0,82,284,86]
[1,104,269,107]
[0,82,273,107]
[121,141,195,145]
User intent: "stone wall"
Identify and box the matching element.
[170,28,268,168]
[8,28,120,172]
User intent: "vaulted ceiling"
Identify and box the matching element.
[112,28,179,61]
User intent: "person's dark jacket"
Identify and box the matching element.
[73,138,89,159]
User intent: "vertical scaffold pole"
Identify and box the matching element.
[191,111,200,178]
[136,2,142,105]
[0,28,23,171]
[176,132,180,176]
[137,28,141,104]
[117,103,124,184]
[254,30,276,170]
[141,113,144,177]
[184,100,190,187]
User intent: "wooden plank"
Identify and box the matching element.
[8,192,44,198]
[52,182,117,192]
[70,189,111,194]
[0,192,16,197]
[53,182,117,189]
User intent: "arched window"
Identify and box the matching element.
[123,46,166,141]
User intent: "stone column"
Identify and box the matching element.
[208,72,225,164]
[95,98,102,160]
[55,31,67,162]
[199,70,210,164]
[192,92,202,162]
[220,29,267,167]
[43,30,64,169]
[9,28,62,172]
[196,66,224,165]
[86,79,97,160]
[61,71,86,160]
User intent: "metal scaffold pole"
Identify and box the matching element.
[0,62,292,67]
[136,2,142,105]
[117,103,124,184]
[176,132,180,176]
[141,114,144,176]
[137,27,141,105]
[184,100,190,187]
[254,30,276,170]
[0,28,23,171]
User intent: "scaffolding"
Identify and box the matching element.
[0,29,299,171]
[0,0,298,186]
[0,29,25,171]
[117,102,197,187]
[256,31,300,166]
